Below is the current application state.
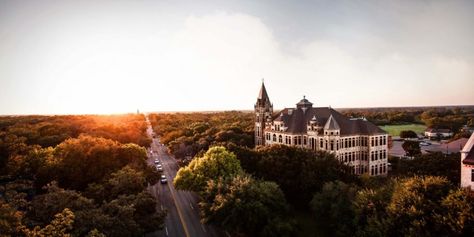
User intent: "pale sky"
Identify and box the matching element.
[0,0,473,115]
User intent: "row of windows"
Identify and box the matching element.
[371,163,387,176]
[265,133,388,151]
[341,137,367,148]
[371,150,387,161]
[371,136,387,147]
[351,165,368,175]
[340,151,369,163]
[347,164,387,176]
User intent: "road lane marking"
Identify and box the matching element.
[201,224,207,233]
[168,178,191,237]
[161,205,164,210]
[189,202,194,210]
[165,226,168,236]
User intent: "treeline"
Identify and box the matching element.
[148,111,254,160]
[342,107,474,132]
[0,114,163,236]
[4,114,152,146]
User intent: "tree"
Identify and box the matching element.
[86,166,147,202]
[28,182,95,227]
[200,175,295,237]
[0,201,24,236]
[174,146,243,193]
[386,176,454,236]
[352,179,395,237]
[399,130,417,139]
[437,188,474,236]
[36,135,148,191]
[22,208,75,237]
[393,152,460,185]
[310,181,357,237]
[239,145,355,208]
[401,140,421,157]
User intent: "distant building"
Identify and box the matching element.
[423,137,469,155]
[254,82,388,176]
[461,132,474,190]
[424,128,453,139]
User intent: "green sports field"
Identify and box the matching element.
[379,124,427,137]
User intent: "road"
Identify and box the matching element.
[144,116,223,237]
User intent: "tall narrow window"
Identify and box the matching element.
[471,169,474,182]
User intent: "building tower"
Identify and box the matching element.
[255,82,273,146]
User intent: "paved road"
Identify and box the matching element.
[144,116,223,237]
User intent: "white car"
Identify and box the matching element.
[154,159,160,164]
[160,175,167,184]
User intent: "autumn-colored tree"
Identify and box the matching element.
[22,208,75,237]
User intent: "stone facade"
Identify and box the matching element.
[254,82,388,176]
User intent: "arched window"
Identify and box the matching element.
[278,135,283,143]
[272,134,276,142]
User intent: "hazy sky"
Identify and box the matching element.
[1,0,473,114]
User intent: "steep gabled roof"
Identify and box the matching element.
[273,106,386,135]
[324,115,340,130]
[462,133,474,165]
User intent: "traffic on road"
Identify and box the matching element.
[144,115,222,237]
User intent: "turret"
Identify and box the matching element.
[255,81,273,146]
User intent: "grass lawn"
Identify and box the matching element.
[379,124,427,137]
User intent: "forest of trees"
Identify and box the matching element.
[157,111,473,236]
[0,114,164,236]
[1,109,473,236]
[174,145,474,237]
[148,111,254,161]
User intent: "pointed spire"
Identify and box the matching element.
[324,114,340,130]
[258,81,269,101]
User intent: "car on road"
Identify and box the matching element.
[154,159,160,164]
[157,166,163,172]
[420,141,431,146]
[160,175,167,184]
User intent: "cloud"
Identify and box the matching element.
[157,12,474,110]
[0,5,473,114]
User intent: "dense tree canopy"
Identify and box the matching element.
[201,175,295,237]
[227,144,356,208]
[390,152,460,185]
[174,146,295,236]
[310,176,474,237]
[0,114,164,236]
[148,112,254,160]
